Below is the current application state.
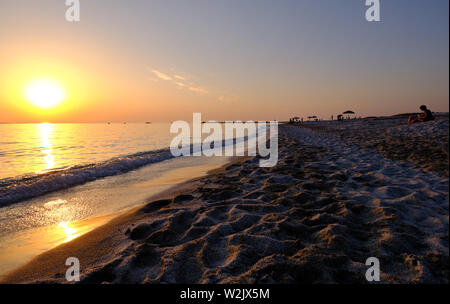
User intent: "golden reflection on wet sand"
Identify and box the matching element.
[0,156,231,277]
[0,214,114,278]
[58,221,79,243]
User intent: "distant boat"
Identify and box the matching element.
[145,121,151,124]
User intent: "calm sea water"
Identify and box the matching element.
[0,122,268,276]
[0,122,255,207]
[0,122,238,275]
[0,123,173,179]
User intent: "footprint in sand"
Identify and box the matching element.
[374,186,412,199]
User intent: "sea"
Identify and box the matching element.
[0,122,257,276]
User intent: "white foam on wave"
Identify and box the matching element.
[0,132,257,207]
[0,148,174,207]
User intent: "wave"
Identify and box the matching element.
[0,132,261,207]
[0,148,174,207]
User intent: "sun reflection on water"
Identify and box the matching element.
[38,123,55,172]
[58,221,79,243]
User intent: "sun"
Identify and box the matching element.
[25,79,65,108]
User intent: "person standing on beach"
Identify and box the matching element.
[408,105,435,124]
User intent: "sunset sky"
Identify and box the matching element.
[0,0,448,123]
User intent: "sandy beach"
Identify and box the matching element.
[2,117,448,284]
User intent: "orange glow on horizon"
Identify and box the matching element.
[0,55,102,122]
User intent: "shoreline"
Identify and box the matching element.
[0,156,238,282]
[2,118,448,284]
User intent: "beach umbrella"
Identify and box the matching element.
[343,110,355,114]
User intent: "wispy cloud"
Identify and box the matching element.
[152,70,172,81]
[148,67,235,99]
[188,87,208,94]
[173,75,185,80]
[218,94,239,102]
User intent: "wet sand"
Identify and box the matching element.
[2,118,448,284]
[0,156,232,280]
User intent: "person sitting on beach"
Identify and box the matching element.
[408,105,435,124]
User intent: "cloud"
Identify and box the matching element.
[188,87,208,94]
[173,75,185,80]
[218,94,239,102]
[148,67,214,96]
[152,70,172,81]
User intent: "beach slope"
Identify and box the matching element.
[2,118,448,284]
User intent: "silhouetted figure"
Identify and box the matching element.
[408,105,435,124]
